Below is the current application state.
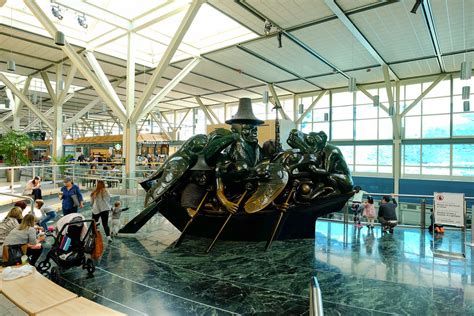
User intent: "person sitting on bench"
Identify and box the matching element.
[378,194,398,234]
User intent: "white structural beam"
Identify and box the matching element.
[0,112,13,123]
[400,73,448,117]
[132,0,204,121]
[14,76,32,116]
[175,109,191,130]
[84,51,126,115]
[56,65,77,105]
[24,107,55,132]
[124,31,136,188]
[324,0,398,81]
[207,106,222,124]
[40,72,57,103]
[268,84,290,121]
[0,73,54,130]
[4,88,18,130]
[150,112,172,140]
[357,86,389,114]
[296,90,328,125]
[63,99,101,130]
[132,57,201,122]
[131,2,189,33]
[195,96,216,124]
[25,0,127,122]
[108,110,123,129]
[382,65,395,114]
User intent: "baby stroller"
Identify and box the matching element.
[37,216,96,283]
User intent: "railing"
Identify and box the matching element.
[309,276,324,316]
[0,191,35,215]
[322,192,472,229]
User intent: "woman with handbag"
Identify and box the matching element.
[3,214,44,266]
[90,180,112,242]
[60,177,84,216]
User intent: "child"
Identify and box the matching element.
[36,199,57,231]
[110,201,129,238]
[363,196,376,229]
[351,186,367,227]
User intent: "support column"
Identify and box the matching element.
[123,32,136,188]
[123,122,136,187]
[53,64,63,158]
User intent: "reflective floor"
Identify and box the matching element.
[49,199,473,315]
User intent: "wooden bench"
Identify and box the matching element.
[37,297,125,316]
[1,269,77,315]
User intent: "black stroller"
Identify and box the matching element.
[37,217,96,283]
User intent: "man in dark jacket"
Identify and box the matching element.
[378,195,398,233]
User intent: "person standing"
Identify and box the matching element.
[351,186,367,227]
[60,177,84,216]
[23,176,42,201]
[91,180,112,242]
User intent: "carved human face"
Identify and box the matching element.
[232,124,258,144]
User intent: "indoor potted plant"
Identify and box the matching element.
[0,130,33,182]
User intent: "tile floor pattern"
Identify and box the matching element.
[33,196,473,315]
[0,294,28,316]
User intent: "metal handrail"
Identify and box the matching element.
[0,192,35,213]
[310,276,323,316]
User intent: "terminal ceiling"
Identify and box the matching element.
[0,0,473,129]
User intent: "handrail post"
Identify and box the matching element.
[420,199,426,230]
[72,163,76,183]
[10,167,14,194]
[32,165,36,179]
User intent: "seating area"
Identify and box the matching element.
[0,266,124,316]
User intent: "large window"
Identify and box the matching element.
[298,93,330,135]
[336,144,392,175]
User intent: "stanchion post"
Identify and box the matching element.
[72,164,76,183]
[344,202,348,224]
[420,199,426,230]
[10,167,14,194]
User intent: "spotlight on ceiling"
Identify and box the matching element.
[7,59,16,72]
[460,61,472,80]
[264,20,272,36]
[410,0,422,14]
[51,5,63,20]
[77,14,88,29]
[464,101,470,112]
[55,31,65,46]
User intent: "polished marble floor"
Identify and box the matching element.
[43,197,473,315]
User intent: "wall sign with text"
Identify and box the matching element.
[434,192,465,227]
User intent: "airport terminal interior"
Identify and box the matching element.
[0,0,473,315]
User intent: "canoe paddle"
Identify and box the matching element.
[206,190,248,253]
[175,191,209,248]
[264,186,296,251]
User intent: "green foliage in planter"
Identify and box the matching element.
[0,130,33,166]
[52,154,74,175]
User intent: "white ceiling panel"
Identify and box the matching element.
[277,80,321,93]
[390,58,440,79]
[174,83,213,96]
[337,0,379,11]
[347,66,384,84]
[202,93,238,103]
[246,0,333,29]
[208,0,264,35]
[349,1,435,62]
[173,59,261,88]
[248,84,288,96]
[243,36,333,77]
[180,72,236,92]
[291,19,379,70]
[442,53,474,73]
[431,0,474,54]
[308,73,347,89]
[223,89,261,100]
[206,47,297,82]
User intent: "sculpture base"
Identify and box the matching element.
[121,192,352,241]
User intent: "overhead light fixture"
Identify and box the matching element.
[298,103,304,114]
[262,91,269,104]
[51,5,63,20]
[462,86,470,100]
[77,14,88,29]
[55,31,65,46]
[348,77,357,92]
[277,31,282,48]
[464,101,470,112]
[264,20,272,36]
[373,95,380,107]
[410,0,422,14]
[7,59,16,72]
[389,106,394,116]
[324,113,329,121]
[3,98,10,109]
[460,61,472,80]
